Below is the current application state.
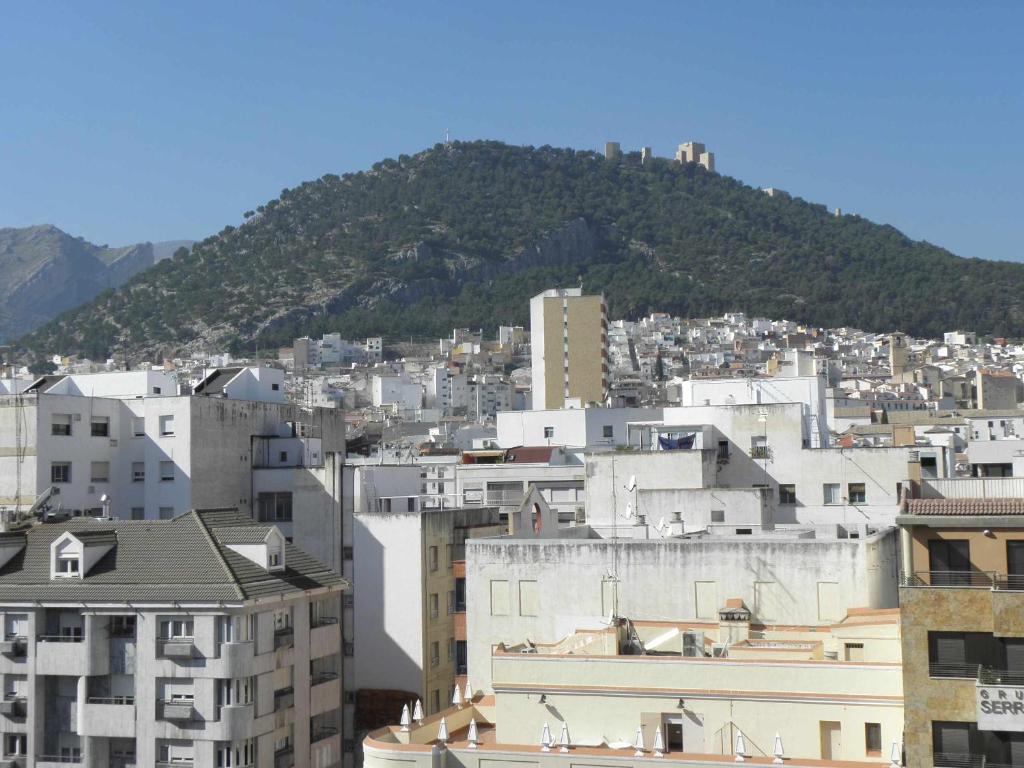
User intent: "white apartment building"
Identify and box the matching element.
[0,508,346,768]
[496,407,663,450]
[0,368,346,574]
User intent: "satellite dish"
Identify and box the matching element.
[626,502,633,517]
[100,494,109,503]
[626,475,637,492]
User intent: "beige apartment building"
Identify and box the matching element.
[529,288,608,410]
[363,606,903,768]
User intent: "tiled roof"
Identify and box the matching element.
[504,446,556,463]
[213,526,272,545]
[0,509,345,603]
[907,498,1024,516]
[193,367,243,395]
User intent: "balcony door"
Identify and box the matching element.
[1007,541,1024,589]
[929,539,971,585]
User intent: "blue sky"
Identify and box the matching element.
[1,1,1021,261]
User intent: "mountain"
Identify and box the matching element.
[16,141,1024,360]
[152,240,195,262]
[0,225,163,343]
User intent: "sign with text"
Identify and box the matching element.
[978,685,1024,731]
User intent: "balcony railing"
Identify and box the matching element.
[274,687,294,711]
[37,634,83,643]
[36,756,82,764]
[0,636,26,656]
[312,725,339,743]
[902,571,1001,588]
[155,762,193,768]
[932,753,1015,768]
[979,667,1024,686]
[0,695,26,717]
[273,747,294,768]
[86,695,135,705]
[156,637,195,658]
[930,662,982,679]
[273,627,294,650]
[310,616,338,629]
[312,671,339,686]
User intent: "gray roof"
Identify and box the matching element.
[0,509,346,604]
[194,367,243,396]
[214,526,273,545]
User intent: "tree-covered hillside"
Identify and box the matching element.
[18,141,1024,360]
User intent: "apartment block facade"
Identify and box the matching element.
[529,289,608,410]
[0,509,347,768]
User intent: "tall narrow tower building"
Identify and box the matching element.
[530,288,608,410]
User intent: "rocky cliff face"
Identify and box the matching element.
[0,225,156,342]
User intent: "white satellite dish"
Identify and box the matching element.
[626,475,637,492]
[626,502,633,517]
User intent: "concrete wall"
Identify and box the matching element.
[496,408,663,450]
[465,529,899,692]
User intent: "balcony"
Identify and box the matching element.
[0,758,23,768]
[157,637,196,659]
[274,687,294,712]
[310,620,340,660]
[157,699,196,721]
[36,757,82,767]
[80,697,136,738]
[930,662,983,679]
[933,753,1016,768]
[312,725,339,743]
[484,491,525,507]
[213,702,254,740]
[273,627,294,651]
[0,695,25,718]
[274,747,294,768]
[0,637,26,658]
[35,634,108,676]
[311,673,341,716]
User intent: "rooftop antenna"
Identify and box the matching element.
[444,128,452,147]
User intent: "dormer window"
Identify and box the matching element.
[56,555,80,577]
[269,552,282,570]
[50,530,115,580]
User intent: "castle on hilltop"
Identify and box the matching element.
[604,140,715,171]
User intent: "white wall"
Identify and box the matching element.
[497,408,663,449]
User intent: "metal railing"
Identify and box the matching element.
[312,726,339,743]
[932,753,1016,768]
[312,671,339,686]
[273,627,294,650]
[36,756,82,765]
[979,667,1024,686]
[310,616,338,629]
[902,571,1000,588]
[273,747,294,768]
[36,634,83,643]
[930,662,982,679]
[86,695,135,705]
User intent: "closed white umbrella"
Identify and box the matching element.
[772,733,784,764]
[559,722,571,753]
[452,685,463,709]
[467,718,479,749]
[400,703,411,732]
[653,726,665,757]
[889,741,902,768]
[413,699,424,724]
[634,726,645,757]
[541,722,553,752]
[437,717,449,744]
[735,733,747,762]
[464,680,474,703]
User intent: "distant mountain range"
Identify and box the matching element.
[15,140,1024,360]
[0,225,192,343]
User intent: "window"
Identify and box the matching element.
[446,543,453,569]
[848,483,866,504]
[342,546,353,561]
[51,413,72,436]
[428,545,439,571]
[928,539,971,585]
[132,462,145,482]
[430,689,440,714]
[823,483,841,504]
[90,416,110,437]
[51,461,71,483]
[152,387,161,395]
[5,733,25,755]
[845,642,865,661]
[928,631,995,678]
[750,435,769,459]
[56,555,80,577]
[447,590,455,615]
[430,641,439,667]
[779,484,797,505]
[131,416,145,437]
[717,440,730,460]
[269,552,281,569]
[159,507,174,520]
[543,426,554,439]
[90,461,110,483]
[159,414,175,436]
[865,723,882,755]
[160,461,175,481]
[279,451,288,463]
[447,637,455,662]
[271,383,280,391]
[257,492,292,521]
[429,593,439,619]
[130,507,145,520]
[711,510,725,523]
[602,424,614,438]
[161,618,194,639]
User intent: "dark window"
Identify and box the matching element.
[779,484,797,505]
[1007,541,1024,589]
[928,539,972,585]
[90,418,109,437]
[865,723,882,754]
[257,492,293,521]
[932,722,973,765]
[711,510,725,523]
[928,631,995,678]
[51,462,71,483]
[454,578,466,612]
[271,383,280,391]
[736,528,752,535]
[543,426,554,439]
[455,640,467,675]
[602,425,614,438]
[848,483,866,504]
[717,440,730,460]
